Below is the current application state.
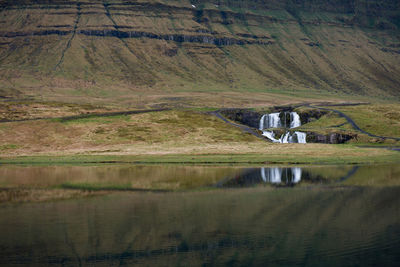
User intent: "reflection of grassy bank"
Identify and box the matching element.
[0,188,106,203]
[0,165,243,202]
[1,163,400,203]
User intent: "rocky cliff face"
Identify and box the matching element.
[306,131,356,144]
[0,0,399,103]
[220,109,262,128]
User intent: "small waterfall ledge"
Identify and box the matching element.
[290,112,301,128]
[259,113,281,130]
[260,112,307,144]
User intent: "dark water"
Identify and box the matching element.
[0,164,400,266]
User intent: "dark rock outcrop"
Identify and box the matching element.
[306,132,356,144]
[297,110,328,125]
[219,108,354,144]
[219,109,263,129]
[220,108,329,131]
[0,29,274,46]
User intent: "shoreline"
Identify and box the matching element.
[1,150,399,165]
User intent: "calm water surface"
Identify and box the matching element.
[0,164,400,266]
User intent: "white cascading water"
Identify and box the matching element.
[268,113,281,128]
[281,132,290,143]
[259,114,267,130]
[259,112,306,144]
[295,132,307,144]
[259,113,281,130]
[261,131,280,143]
[290,112,301,128]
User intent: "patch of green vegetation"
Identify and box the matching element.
[293,104,400,145]
[0,144,18,151]
[342,164,400,187]
[116,125,152,141]
[1,148,399,165]
[59,182,140,191]
[60,114,131,124]
[297,114,355,136]
[332,104,400,138]
[302,113,347,128]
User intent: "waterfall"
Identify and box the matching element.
[295,132,307,144]
[259,113,281,130]
[262,131,281,143]
[290,112,301,128]
[259,111,306,144]
[281,132,290,143]
[268,113,281,128]
[259,115,266,130]
[262,131,307,144]
[259,112,298,130]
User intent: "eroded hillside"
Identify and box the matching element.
[0,0,399,106]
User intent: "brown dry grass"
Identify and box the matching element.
[0,101,120,121]
[0,110,259,156]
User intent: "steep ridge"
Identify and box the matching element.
[0,0,399,103]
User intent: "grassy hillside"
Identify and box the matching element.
[0,108,398,165]
[0,0,399,106]
[295,104,400,140]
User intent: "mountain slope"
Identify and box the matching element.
[0,0,399,106]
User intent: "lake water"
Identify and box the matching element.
[0,164,400,266]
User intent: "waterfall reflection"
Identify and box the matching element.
[217,166,361,188]
[260,167,302,184]
[217,167,305,187]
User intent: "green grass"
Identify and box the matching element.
[341,164,400,187]
[59,114,131,124]
[293,105,400,145]
[0,144,18,151]
[59,182,144,191]
[332,104,400,138]
[1,148,399,165]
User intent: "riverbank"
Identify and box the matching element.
[1,144,399,165]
